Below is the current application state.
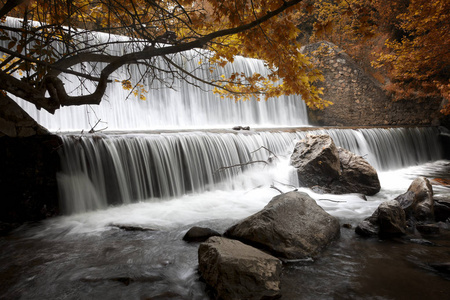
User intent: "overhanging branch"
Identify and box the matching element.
[1,0,304,112]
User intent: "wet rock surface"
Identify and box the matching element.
[377,200,406,236]
[329,147,381,195]
[408,177,434,221]
[356,177,448,239]
[290,134,380,196]
[198,236,282,300]
[290,134,341,187]
[182,226,221,242]
[225,191,341,259]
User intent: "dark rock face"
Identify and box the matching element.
[416,224,440,235]
[355,200,406,238]
[434,199,450,222]
[407,177,434,221]
[355,177,444,239]
[377,200,406,236]
[225,191,340,259]
[329,147,381,195]
[182,226,221,242]
[198,236,282,300]
[290,134,341,187]
[0,93,50,137]
[395,191,416,213]
[0,135,62,226]
[354,219,379,237]
[290,134,380,195]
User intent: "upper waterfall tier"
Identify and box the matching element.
[5,18,308,132]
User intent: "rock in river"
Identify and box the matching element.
[198,236,282,300]
[225,191,340,259]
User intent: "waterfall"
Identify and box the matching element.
[58,127,443,214]
[3,18,445,216]
[3,17,308,132]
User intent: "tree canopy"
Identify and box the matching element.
[297,0,450,114]
[0,0,330,118]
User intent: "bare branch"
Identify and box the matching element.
[0,0,26,19]
[214,160,269,173]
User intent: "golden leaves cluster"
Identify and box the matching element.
[184,0,328,108]
[373,0,450,113]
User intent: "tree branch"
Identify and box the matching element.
[0,0,26,19]
[2,0,304,112]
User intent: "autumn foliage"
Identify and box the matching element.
[297,0,450,114]
[0,0,448,121]
[0,0,331,116]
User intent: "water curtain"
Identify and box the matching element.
[58,127,443,214]
[4,17,308,132]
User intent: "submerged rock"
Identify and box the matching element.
[198,236,282,300]
[182,226,221,243]
[434,201,450,222]
[429,262,450,275]
[110,224,157,231]
[416,224,440,235]
[225,191,340,259]
[290,134,380,195]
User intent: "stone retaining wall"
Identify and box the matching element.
[302,42,443,126]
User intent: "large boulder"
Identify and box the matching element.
[290,134,380,195]
[225,191,340,259]
[407,177,434,221]
[328,147,381,195]
[290,134,341,187]
[198,237,282,300]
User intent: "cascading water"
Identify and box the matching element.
[4,16,308,132]
[58,127,443,214]
[3,17,450,300]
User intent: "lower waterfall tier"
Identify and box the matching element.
[57,127,443,214]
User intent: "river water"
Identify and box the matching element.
[1,156,449,299]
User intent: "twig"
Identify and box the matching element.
[270,184,283,194]
[251,146,279,159]
[273,180,298,189]
[214,160,269,173]
[88,119,108,133]
[318,199,347,203]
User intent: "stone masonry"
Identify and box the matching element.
[301,41,443,126]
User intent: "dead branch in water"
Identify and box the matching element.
[214,160,269,173]
[251,146,278,158]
